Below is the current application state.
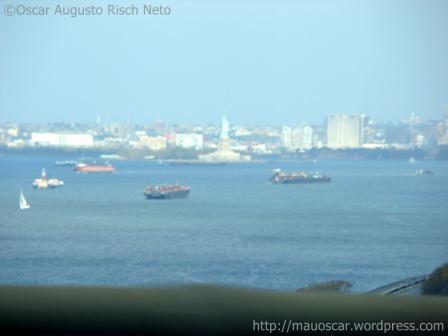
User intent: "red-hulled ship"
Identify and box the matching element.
[74,163,115,174]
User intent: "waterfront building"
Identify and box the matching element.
[175,133,203,150]
[291,127,303,150]
[326,114,362,149]
[302,126,313,150]
[30,132,94,147]
[282,127,292,149]
[138,135,167,151]
[283,125,314,151]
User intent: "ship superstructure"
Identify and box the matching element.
[32,168,64,189]
[74,163,115,174]
[269,169,331,184]
[144,185,190,199]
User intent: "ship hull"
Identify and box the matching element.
[144,189,190,199]
[74,165,115,174]
[279,177,331,184]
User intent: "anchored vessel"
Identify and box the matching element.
[74,163,115,174]
[415,169,435,176]
[269,169,331,184]
[55,160,79,167]
[32,169,64,189]
[144,184,190,199]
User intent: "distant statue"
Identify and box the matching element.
[220,116,229,140]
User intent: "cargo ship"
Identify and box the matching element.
[33,168,64,189]
[269,168,331,184]
[144,184,190,199]
[74,163,115,174]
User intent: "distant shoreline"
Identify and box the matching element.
[1,145,448,160]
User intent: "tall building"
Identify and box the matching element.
[282,126,292,149]
[282,125,314,150]
[302,126,313,150]
[291,127,303,149]
[444,106,448,137]
[437,106,448,145]
[327,115,362,149]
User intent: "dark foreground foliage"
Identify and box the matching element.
[297,280,353,293]
[422,263,448,296]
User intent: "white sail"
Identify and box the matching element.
[19,189,30,210]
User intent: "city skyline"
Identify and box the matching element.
[2,111,448,155]
[1,0,448,124]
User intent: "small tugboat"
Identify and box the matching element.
[144,184,190,199]
[415,169,435,176]
[269,168,331,184]
[32,168,64,189]
[74,162,115,174]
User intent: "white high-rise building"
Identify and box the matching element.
[302,126,313,150]
[291,127,303,149]
[444,106,448,136]
[283,125,314,150]
[282,126,292,149]
[327,115,362,149]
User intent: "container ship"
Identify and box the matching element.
[33,168,64,189]
[74,163,115,174]
[144,185,190,199]
[269,169,331,184]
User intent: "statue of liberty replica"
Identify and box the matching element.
[220,116,230,140]
[218,116,231,151]
[198,116,251,162]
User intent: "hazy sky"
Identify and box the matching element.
[1,0,447,125]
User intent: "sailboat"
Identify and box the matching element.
[19,189,30,210]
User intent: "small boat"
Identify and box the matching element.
[19,189,30,210]
[409,157,416,164]
[33,168,64,189]
[415,169,435,176]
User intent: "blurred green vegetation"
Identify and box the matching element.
[423,263,448,296]
[297,280,353,293]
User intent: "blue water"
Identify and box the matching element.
[0,156,447,292]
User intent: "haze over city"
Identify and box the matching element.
[1,0,447,124]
